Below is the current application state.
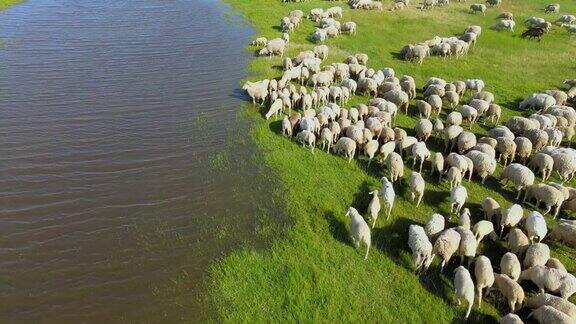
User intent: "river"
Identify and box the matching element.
[0,0,267,321]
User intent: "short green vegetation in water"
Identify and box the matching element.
[210,0,576,322]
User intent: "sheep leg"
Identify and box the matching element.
[416,194,422,207]
[464,300,472,320]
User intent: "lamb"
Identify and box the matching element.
[428,152,444,181]
[493,273,525,313]
[408,224,433,272]
[366,190,381,228]
[454,266,475,320]
[475,255,494,309]
[345,207,371,260]
[523,243,550,268]
[411,141,430,173]
[332,137,357,162]
[499,204,523,237]
[472,220,497,244]
[492,19,516,32]
[415,118,433,142]
[450,185,467,214]
[523,183,565,218]
[499,314,523,324]
[320,128,334,152]
[500,164,535,200]
[519,265,576,299]
[465,150,497,184]
[507,228,530,255]
[500,252,521,281]
[549,221,576,248]
[409,172,425,207]
[447,166,463,189]
[251,37,267,46]
[525,293,576,319]
[458,208,471,229]
[282,116,293,137]
[482,197,500,222]
[529,305,574,324]
[387,152,404,183]
[470,3,487,14]
[524,211,547,243]
[528,152,554,180]
[425,213,445,242]
[486,103,502,125]
[432,228,461,272]
[380,177,395,219]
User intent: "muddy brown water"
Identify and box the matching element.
[0,0,272,321]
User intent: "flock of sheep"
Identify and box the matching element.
[243,2,576,323]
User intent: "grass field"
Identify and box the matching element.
[210,0,576,322]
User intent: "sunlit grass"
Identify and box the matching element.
[210,0,576,322]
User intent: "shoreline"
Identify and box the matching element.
[0,0,23,10]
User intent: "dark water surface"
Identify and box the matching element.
[0,0,267,321]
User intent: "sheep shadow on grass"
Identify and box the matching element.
[324,211,351,246]
[371,216,413,267]
[390,51,405,61]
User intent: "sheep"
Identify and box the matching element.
[450,185,467,214]
[492,19,516,32]
[465,79,484,93]
[447,112,463,127]
[455,226,477,268]
[496,137,517,167]
[499,314,523,324]
[482,197,500,222]
[524,211,547,243]
[490,126,515,141]
[423,84,445,98]
[454,266,475,320]
[415,119,433,143]
[523,183,565,218]
[428,152,444,181]
[358,78,378,97]
[485,0,501,7]
[529,305,574,324]
[525,129,549,152]
[459,208,471,229]
[403,44,430,64]
[556,15,576,25]
[544,3,560,13]
[459,105,478,125]
[345,207,371,260]
[501,252,521,281]
[545,90,568,106]
[465,150,496,184]
[457,131,477,154]
[519,93,556,112]
[434,118,445,139]
[382,90,409,114]
[549,221,576,248]
[380,177,395,219]
[448,166,463,189]
[525,293,576,319]
[507,116,538,136]
[341,22,357,35]
[473,220,497,244]
[513,137,532,163]
[251,37,267,47]
[320,128,334,152]
[546,258,567,274]
[281,116,293,137]
[411,142,430,173]
[551,150,576,183]
[400,75,417,99]
[499,204,523,237]
[263,38,286,57]
[470,143,496,159]
[409,172,425,207]
[523,243,550,268]
[332,137,357,162]
[500,164,535,200]
[387,152,404,184]
[470,3,487,14]
[520,265,576,299]
[493,273,525,313]
[311,28,327,43]
[313,45,329,60]
[408,224,433,272]
[366,190,381,228]
[432,228,461,272]
[417,100,432,119]
[444,91,460,109]
[444,125,464,152]
[295,130,316,153]
[507,228,530,256]
[475,255,494,309]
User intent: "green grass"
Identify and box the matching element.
[210,0,576,322]
[0,0,22,10]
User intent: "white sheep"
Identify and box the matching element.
[472,220,497,244]
[528,152,554,180]
[475,255,494,309]
[492,19,516,32]
[523,243,550,268]
[387,152,404,183]
[528,305,574,324]
[296,130,316,153]
[523,183,565,218]
[482,197,500,222]
[500,164,535,200]
[507,228,529,255]
[408,224,433,272]
[428,152,444,181]
[549,221,576,248]
[320,128,333,152]
[380,177,395,219]
[450,185,467,214]
[364,139,379,166]
[466,151,496,184]
[500,252,521,281]
[332,137,356,162]
[458,208,471,229]
[411,141,430,172]
[465,79,485,93]
[499,204,523,237]
[447,166,463,189]
[367,190,381,228]
[409,172,425,207]
[525,293,576,320]
[455,226,477,267]
[499,314,523,324]
[454,266,475,320]
[519,93,556,111]
[425,213,445,242]
[524,211,547,243]
[546,258,567,274]
[520,265,576,299]
[345,207,371,260]
[432,228,461,272]
[493,273,525,313]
